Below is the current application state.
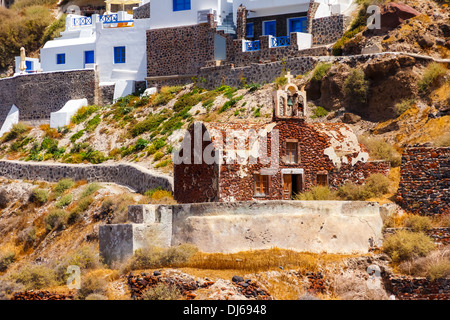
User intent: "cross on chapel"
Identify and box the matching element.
[285,71,294,84]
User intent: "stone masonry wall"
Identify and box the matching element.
[133,2,150,19]
[388,276,450,300]
[146,20,216,79]
[397,147,449,216]
[0,69,99,122]
[312,15,351,45]
[0,160,173,193]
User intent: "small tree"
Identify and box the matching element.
[344,68,369,104]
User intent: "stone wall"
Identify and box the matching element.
[146,18,217,80]
[99,200,384,264]
[388,276,450,300]
[0,70,99,122]
[397,147,450,215]
[312,15,351,45]
[0,160,173,194]
[133,2,150,19]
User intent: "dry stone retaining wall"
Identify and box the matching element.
[0,70,100,122]
[0,160,173,194]
[397,147,450,215]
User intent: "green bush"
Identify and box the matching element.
[30,188,49,205]
[344,68,369,104]
[41,13,65,44]
[85,114,101,132]
[404,215,433,233]
[0,251,16,272]
[81,183,101,198]
[363,173,390,197]
[130,114,167,137]
[428,260,450,281]
[418,63,447,94]
[71,106,99,124]
[53,178,75,196]
[10,264,58,290]
[142,283,181,301]
[383,230,435,263]
[153,151,164,162]
[44,209,67,231]
[395,98,416,116]
[311,63,332,82]
[55,194,73,208]
[1,123,30,142]
[358,135,402,167]
[337,182,369,201]
[310,106,329,119]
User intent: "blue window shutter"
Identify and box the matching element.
[173,0,190,11]
[56,53,65,64]
[263,21,276,37]
[25,61,32,71]
[289,17,307,34]
[85,50,95,64]
[246,23,254,38]
[114,47,125,64]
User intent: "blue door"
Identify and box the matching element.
[84,50,95,67]
[263,21,277,37]
[25,61,32,73]
[289,17,307,34]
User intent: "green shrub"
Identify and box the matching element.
[310,106,329,119]
[71,106,99,124]
[81,183,101,198]
[153,151,164,162]
[0,251,16,272]
[2,123,30,142]
[363,173,390,198]
[53,178,75,196]
[10,264,58,290]
[337,182,368,201]
[344,68,369,104]
[41,13,65,44]
[130,114,167,137]
[55,194,73,208]
[404,215,433,233]
[383,230,435,263]
[30,188,49,205]
[85,114,101,132]
[16,226,36,249]
[395,98,416,116]
[418,63,447,94]
[44,209,67,231]
[311,63,332,82]
[428,260,450,281]
[296,186,338,200]
[253,107,261,118]
[155,159,172,168]
[358,135,402,167]
[142,283,181,301]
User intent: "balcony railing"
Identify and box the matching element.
[73,16,93,26]
[245,40,260,52]
[99,14,119,23]
[271,36,291,48]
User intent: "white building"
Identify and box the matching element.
[40,9,149,90]
[149,0,233,30]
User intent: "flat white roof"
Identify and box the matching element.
[43,36,96,49]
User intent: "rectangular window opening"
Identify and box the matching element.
[254,174,270,197]
[56,53,65,65]
[317,174,328,187]
[263,20,277,37]
[114,46,126,64]
[286,142,299,164]
[246,22,254,38]
[173,0,191,11]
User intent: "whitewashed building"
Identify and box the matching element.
[40,9,150,96]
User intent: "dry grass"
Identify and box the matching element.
[184,248,356,274]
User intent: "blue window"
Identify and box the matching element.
[114,46,126,64]
[25,61,32,72]
[263,21,276,37]
[56,53,65,65]
[173,0,191,11]
[246,23,254,38]
[84,50,95,64]
[288,17,307,34]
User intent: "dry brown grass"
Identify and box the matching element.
[184,248,355,274]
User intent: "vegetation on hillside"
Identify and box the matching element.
[0,0,61,72]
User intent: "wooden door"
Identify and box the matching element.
[283,174,292,200]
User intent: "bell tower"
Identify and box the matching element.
[272,71,307,121]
